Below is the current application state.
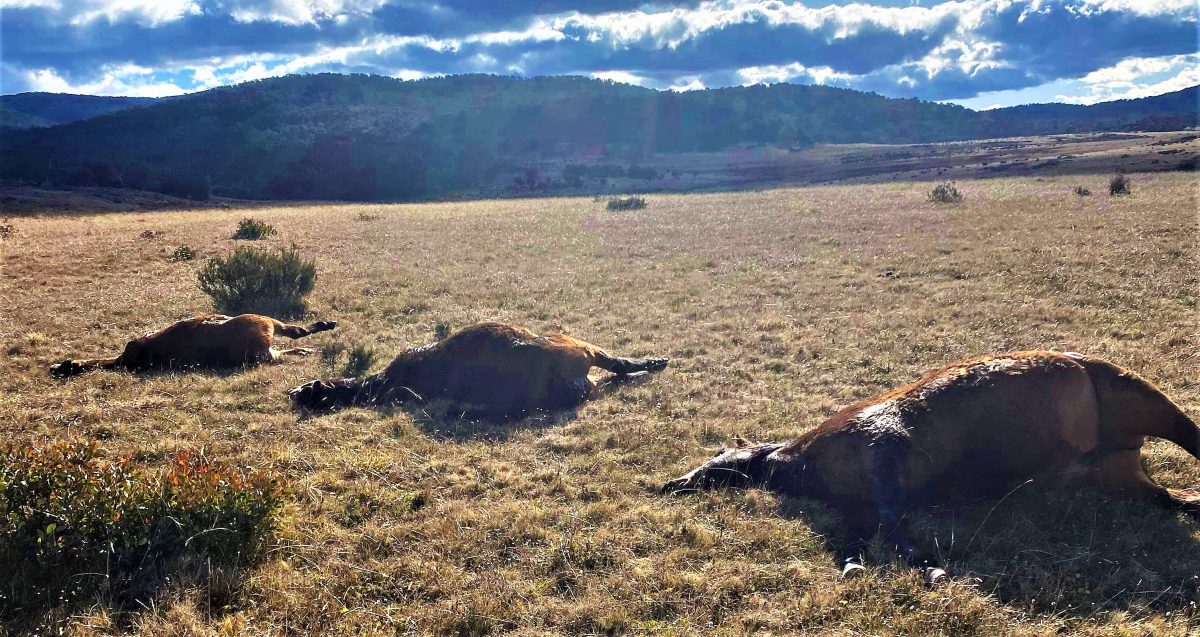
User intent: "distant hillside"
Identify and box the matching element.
[0,93,156,129]
[0,74,1194,202]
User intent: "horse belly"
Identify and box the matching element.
[903,370,1100,500]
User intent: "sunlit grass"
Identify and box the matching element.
[0,172,1196,635]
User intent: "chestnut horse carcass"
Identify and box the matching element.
[662,351,1199,582]
[288,322,668,418]
[49,314,337,377]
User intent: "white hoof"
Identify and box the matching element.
[923,567,948,586]
[842,562,866,579]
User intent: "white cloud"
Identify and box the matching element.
[590,70,649,86]
[542,0,959,50]
[668,75,705,91]
[227,0,389,26]
[736,62,853,86]
[20,65,188,96]
[1058,52,1200,103]
[68,0,200,26]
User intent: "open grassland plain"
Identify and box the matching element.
[0,172,1197,636]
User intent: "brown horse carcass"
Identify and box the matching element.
[49,314,337,377]
[662,351,1199,582]
[288,322,668,418]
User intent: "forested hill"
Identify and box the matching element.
[1,73,1195,202]
[0,93,156,129]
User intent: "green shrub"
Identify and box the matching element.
[434,321,452,341]
[170,244,196,261]
[606,196,647,211]
[1074,186,1091,197]
[341,343,376,377]
[0,440,283,618]
[929,182,963,204]
[231,217,276,240]
[319,341,347,375]
[197,244,317,318]
[1109,173,1131,196]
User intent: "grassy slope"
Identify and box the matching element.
[0,172,1197,635]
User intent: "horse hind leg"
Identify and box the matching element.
[1097,449,1199,515]
[263,347,314,364]
[592,350,669,376]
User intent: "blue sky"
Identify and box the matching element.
[0,0,1196,108]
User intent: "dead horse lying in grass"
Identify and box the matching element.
[288,322,668,418]
[49,314,337,377]
[662,351,1200,583]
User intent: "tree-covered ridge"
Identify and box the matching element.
[1,73,1195,201]
[0,93,156,129]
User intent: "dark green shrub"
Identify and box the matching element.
[1109,173,1131,196]
[170,244,196,261]
[231,217,276,240]
[319,341,347,375]
[197,245,316,318]
[606,196,647,211]
[341,344,376,377]
[0,440,283,619]
[1074,186,1091,197]
[929,182,963,204]
[434,322,452,341]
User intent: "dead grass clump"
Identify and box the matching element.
[197,244,316,318]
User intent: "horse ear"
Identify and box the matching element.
[732,436,748,448]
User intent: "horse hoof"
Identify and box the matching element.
[923,567,948,586]
[842,562,866,579]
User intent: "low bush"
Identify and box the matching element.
[0,440,283,619]
[1109,173,1131,196]
[231,217,277,240]
[197,244,317,318]
[170,244,196,261]
[319,341,347,375]
[1074,186,1091,197]
[342,343,377,377]
[606,196,647,211]
[929,182,963,204]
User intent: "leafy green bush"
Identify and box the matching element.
[1109,173,1131,196]
[319,341,347,375]
[929,182,963,204]
[231,217,277,240]
[170,244,196,261]
[197,244,317,318]
[434,322,453,341]
[1074,185,1091,197]
[606,196,647,211]
[342,343,376,377]
[0,440,283,618]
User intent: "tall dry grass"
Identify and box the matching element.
[0,172,1196,635]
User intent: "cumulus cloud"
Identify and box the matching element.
[0,0,1196,106]
[1060,53,1200,103]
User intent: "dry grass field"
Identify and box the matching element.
[1,171,1197,635]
